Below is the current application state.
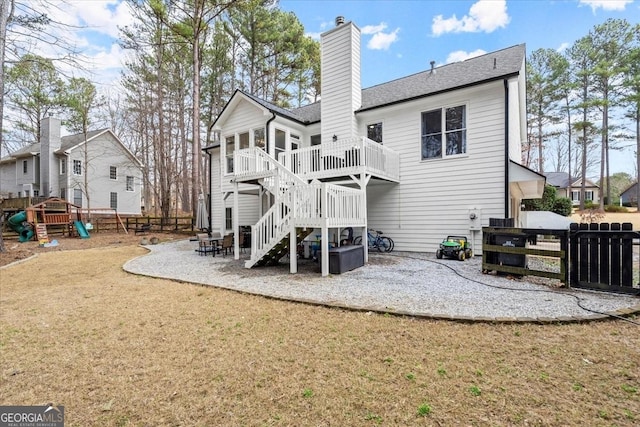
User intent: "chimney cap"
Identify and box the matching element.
[335,16,345,26]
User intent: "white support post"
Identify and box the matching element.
[233,181,240,260]
[321,183,329,276]
[289,225,297,274]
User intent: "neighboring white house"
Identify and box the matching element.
[0,117,143,215]
[204,17,544,276]
[545,172,600,206]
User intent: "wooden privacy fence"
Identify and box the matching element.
[569,223,639,294]
[483,222,640,295]
[482,227,568,283]
[125,216,195,233]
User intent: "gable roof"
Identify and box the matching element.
[359,44,526,112]
[1,128,142,167]
[220,44,526,127]
[545,171,599,189]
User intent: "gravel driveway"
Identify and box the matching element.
[123,239,640,322]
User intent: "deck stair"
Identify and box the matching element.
[237,147,366,270]
[253,227,315,267]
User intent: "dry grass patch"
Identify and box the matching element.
[1,244,639,426]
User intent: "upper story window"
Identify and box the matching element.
[311,135,321,146]
[22,160,28,174]
[110,166,117,180]
[367,122,383,143]
[126,176,134,192]
[225,136,234,174]
[73,160,82,176]
[421,105,467,160]
[60,158,67,175]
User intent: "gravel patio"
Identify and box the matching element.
[123,239,640,322]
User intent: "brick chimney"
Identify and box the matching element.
[40,116,61,197]
[320,17,361,144]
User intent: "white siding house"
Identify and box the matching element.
[0,117,143,215]
[204,17,544,276]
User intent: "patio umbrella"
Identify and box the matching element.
[195,193,209,231]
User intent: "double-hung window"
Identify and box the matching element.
[73,160,82,175]
[421,105,466,160]
[60,159,67,174]
[225,136,234,174]
[110,166,117,180]
[110,192,118,210]
[367,122,383,143]
[126,176,134,192]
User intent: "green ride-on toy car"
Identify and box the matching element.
[436,236,473,261]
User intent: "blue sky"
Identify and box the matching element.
[26,0,640,175]
[280,0,639,89]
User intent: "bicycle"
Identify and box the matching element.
[353,228,394,252]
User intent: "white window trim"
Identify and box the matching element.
[366,121,384,144]
[224,134,235,175]
[110,166,118,180]
[59,158,67,175]
[126,176,135,192]
[420,103,468,161]
[73,160,83,176]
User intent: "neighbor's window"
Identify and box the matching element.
[73,160,82,175]
[22,160,28,174]
[421,105,466,160]
[60,158,67,174]
[367,122,383,143]
[126,176,134,192]
[33,190,39,197]
[74,188,82,206]
[571,191,594,202]
[60,188,66,199]
[225,135,234,174]
[110,166,117,180]
[310,135,321,146]
[110,192,118,210]
[225,207,232,230]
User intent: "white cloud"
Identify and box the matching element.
[360,22,399,51]
[432,0,510,36]
[579,0,633,12]
[361,23,388,35]
[367,28,400,50]
[446,49,487,63]
[557,42,570,53]
[306,32,322,40]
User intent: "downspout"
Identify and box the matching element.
[202,145,214,233]
[265,112,276,155]
[503,79,510,218]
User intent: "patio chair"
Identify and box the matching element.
[197,233,214,256]
[220,234,233,256]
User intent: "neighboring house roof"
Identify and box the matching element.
[545,172,598,189]
[58,129,109,152]
[0,129,142,167]
[620,182,638,197]
[545,172,571,188]
[215,44,526,128]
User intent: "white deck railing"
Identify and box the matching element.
[237,146,368,268]
[277,137,399,182]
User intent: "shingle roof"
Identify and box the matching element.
[239,44,525,124]
[360,44,525,111]
[2,129,110,161]
[545,172,571,188]
[58,129,108,151]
